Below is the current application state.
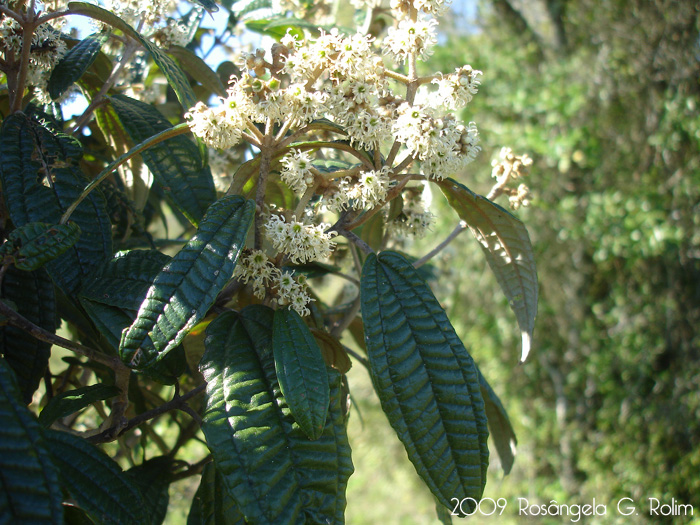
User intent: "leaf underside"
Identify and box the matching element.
[119,196,255,369]
[200,311,353,524]
[360,251,489,514]
[477,367,517,475]
[438,178,538,362]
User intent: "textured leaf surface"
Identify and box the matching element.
[200,311,353,524]
[0,113,112,296]
[272,308,330,440]
[110,94,216,226]
[120,196,254,369]
[187,462,246,525]
[0,221,81,271]
[0,266,55,403]
[80,250,171,348]
[360,251,489,513]
[477,368,517,475]
[439,178,538,362]
[125,457,172,525]
[0,359,63,524]
[45,429,148,525]
[38,383,120,428]
[49,32,108,99]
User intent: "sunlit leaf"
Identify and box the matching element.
[272,308,330,440]
[119,196,254,369]
[200,311,353,523]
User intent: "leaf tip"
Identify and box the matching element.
[519,331,532,363]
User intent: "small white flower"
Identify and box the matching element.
[280,149,315,194]
[384,17,438,63]
[265,215,337,264]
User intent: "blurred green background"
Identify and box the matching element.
[162,1,700,522]
[343,0,700,523]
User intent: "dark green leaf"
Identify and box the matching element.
[0,266,55,403]
[79,250,187,384]
[125,457,173,525]
[477,368,517,475]
[44,429,148,525]
[120,196,255,369]
[360,251,489,514]
[38,383,120,427]
[49,32,109,99]
[238,304,274,357]
[0,113,112,296]
[438,178,538,362]
[187,462,246,525]
[272,308,330,440]
[200,311,353,523]
[110,94,216,227]
[0,359,63,524]
[0,221,81,271]
[80,249,172,348]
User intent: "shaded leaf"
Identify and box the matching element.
[110,94,216,226]
[200,311,353,523]
[120,196,254,369]
[68,3,199,112]
[311,329,352,374]
[0,112,112,296]
[38,383,120,428]
[477,368,517,475]
[79,250,187,384]
[438,178,538,362]
[0,266,55,403]
[169,45,227,97]
[360,251,489,514]
[0,359,63,524]
[49,32,109,99]
[44,429,148,525]
[272,308,330,440]
[0,221,81,271]
[125,457,173,525]
[187,462,246,525]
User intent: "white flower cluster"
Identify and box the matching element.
[265,214,337,264]
[184,83,254,150]
[432,66,482,109]
[491,147,534,210]
[384,17,438,64]
[393,104,480,179]
[235,250,315,316]
[323,167,392,213]
[0,19,67,102]
[280,149,316,194]
[103,0,176,28]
